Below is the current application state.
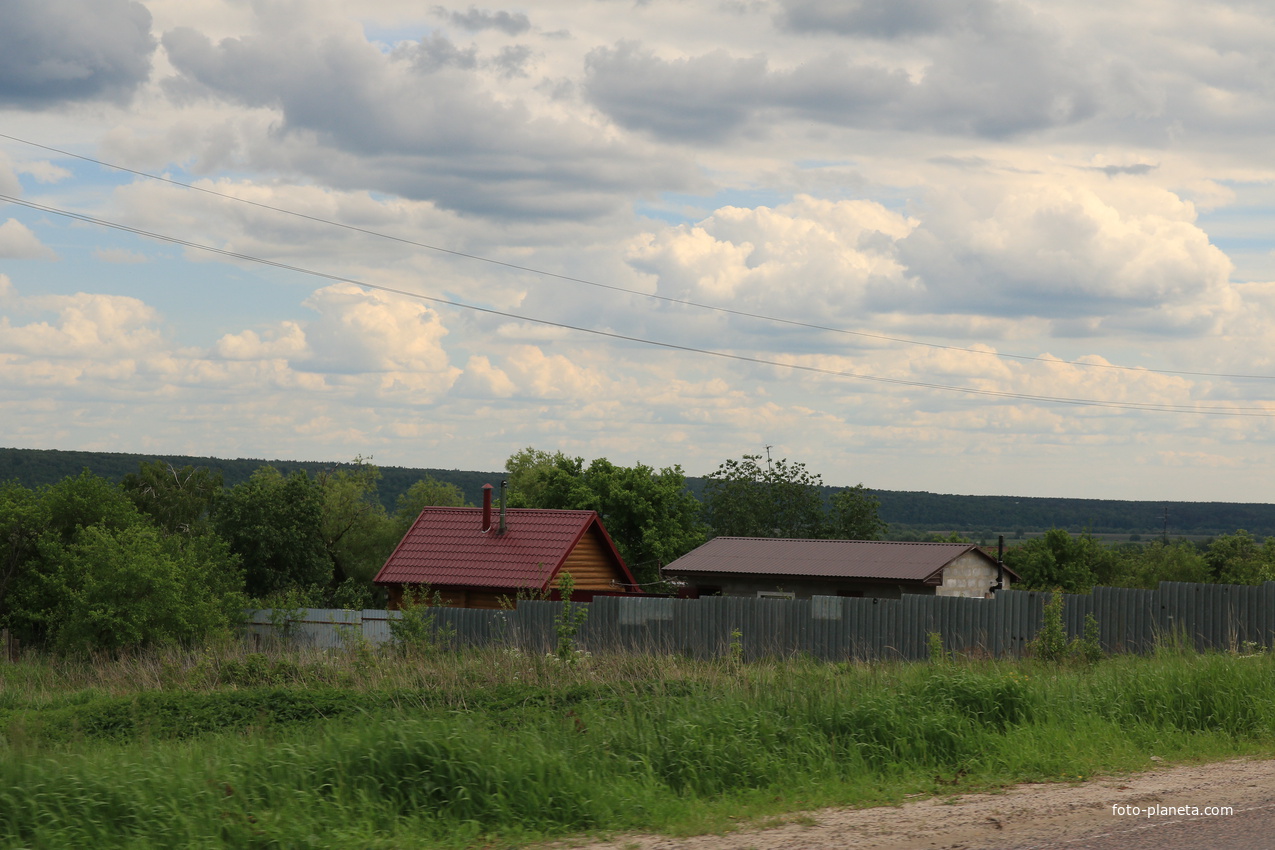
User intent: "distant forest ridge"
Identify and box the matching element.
[2,446,1271,538]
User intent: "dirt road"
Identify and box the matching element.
[564,758,1275,850]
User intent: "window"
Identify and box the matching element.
[757,591,795,600]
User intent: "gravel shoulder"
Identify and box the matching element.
[553,758,1275,850]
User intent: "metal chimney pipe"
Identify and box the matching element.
[993,534,1005,593]
[481,483,493,532]
[499,480,508,535]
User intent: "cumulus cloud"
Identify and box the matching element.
[778,0,988,38]
[896,179,1237,329]
[587,1,1105,142]
[434,6,532,35]
[0,288,162,358]
[0,0,155,107]
[160,18,692,219]
[628,196,915,319]
[0,220,57,260]
[296,284,458,378]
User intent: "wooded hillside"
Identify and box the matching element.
[5,446,1272,538]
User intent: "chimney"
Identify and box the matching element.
[481,484,493,532]
[499,480,508,535]
[992,534,1005,593]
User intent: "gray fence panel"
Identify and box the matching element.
[240,579,1275,661]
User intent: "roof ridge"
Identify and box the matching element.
[714,536,974,546]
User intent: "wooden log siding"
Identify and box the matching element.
[554,526,627,591]
[395,585,513,610]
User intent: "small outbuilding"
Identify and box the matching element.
[663,537,1015,600]
[374,484,639,609]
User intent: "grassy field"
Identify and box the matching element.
[3,641,1275,849]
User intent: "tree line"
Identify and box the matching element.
[1004,528,1275,593]
[8,446,1275,537]
[1,446,1270,654]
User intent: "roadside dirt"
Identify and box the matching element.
[556,758,1275,850]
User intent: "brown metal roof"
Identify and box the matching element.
[374,506,637,590]
[663,537,998,583]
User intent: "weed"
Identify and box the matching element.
[553,572,589,664]
[927,631,950,665]
[1029,592,1103,664]
[387,590,456,656]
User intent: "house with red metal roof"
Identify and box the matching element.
[374,484,639,609]
[663,537,1017,600]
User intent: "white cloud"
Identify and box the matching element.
[4,0,1275,500]
[0,219,56,259]
[629,195,914,317]
[897,175,1237,328]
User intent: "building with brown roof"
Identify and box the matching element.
[663,537,1015,600]
[374,484,640,609]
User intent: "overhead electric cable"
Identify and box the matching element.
[2,190,1271,418]
[2,131,1268,382]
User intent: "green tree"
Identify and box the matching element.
[42,468,143,541]
[213,466,331,600]
[1004,529,1119,593]
[502,448,706,585]
[392,475,468,536]
[0,480,48,625]
[42,524,243,654]
[315,459,397,589]
[1113,540,1210,588]
[504,448,587,509]
[1204,531,1275,585]
[702,454,826,538]
[575,458,706,584]
[121,461,223,535]
[827,484,888,540]
[2,471,150,643]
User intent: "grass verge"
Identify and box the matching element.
[2,645,1275,848]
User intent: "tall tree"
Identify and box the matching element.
[702,454,826,538]
[827,484,888,540]
[315,458,396,588]
[213,466,331,600]
[121,461,223,535]
[392,475,469,536]
[502,448,706,585]
[0,480,47,625]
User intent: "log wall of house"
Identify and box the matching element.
[553,527,627,591]
[392,585,512,610]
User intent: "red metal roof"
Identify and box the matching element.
[374,506,636,590]
[663,537,1001,583]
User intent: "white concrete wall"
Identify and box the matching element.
[936,552,1009,598]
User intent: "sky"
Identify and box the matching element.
[2,0,1275,503]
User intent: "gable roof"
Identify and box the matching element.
[374,506,636,590]
[663,537,1006,584]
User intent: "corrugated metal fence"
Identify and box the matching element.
[241,580,1275,660]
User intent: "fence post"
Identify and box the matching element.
[1,628,15,662]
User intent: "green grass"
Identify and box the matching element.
[3,644,1275,848]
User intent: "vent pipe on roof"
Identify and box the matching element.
[481,483,493,533]
[499,480,508,535]
[991,534,1005,594]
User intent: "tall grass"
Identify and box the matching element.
[3,644,1275,848]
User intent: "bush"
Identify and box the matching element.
[42,525,243,654]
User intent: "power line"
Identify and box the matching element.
[2,131,1269,383]
[2,190,1271,418]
